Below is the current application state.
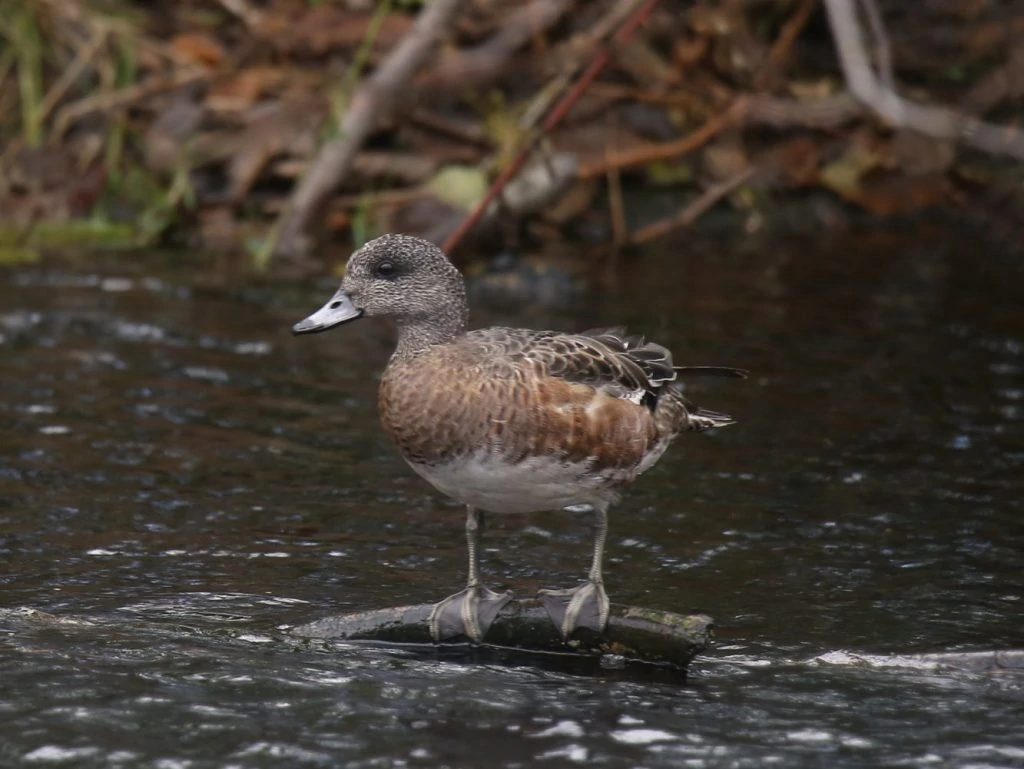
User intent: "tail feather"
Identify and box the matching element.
[674,365,743,431]
[581,326,744,434]
[674,366,748,379]
[689,407,735,432]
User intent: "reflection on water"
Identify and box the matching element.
[1,223,1022,767]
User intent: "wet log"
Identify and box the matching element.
[290,599,713,669]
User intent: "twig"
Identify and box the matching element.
[53,68,207,138]
[823,0,1024,160]
[628,166,756,246]
[757,0,817,89]
[745,91,861,129]
[272,0,464,259]
[584,82,709,106]
[422,0,571,88]
[607,163,627,246]
[407,108,490,147]
[441,0,662,254]
[856,0,894,90]
[516,0,647,132]
[578,0,649,46]
[215,0,264,29]
[960,42,1024,114]
[578,99,745,179]
[38,30,107,126]
[261,184,431,215]
[333,185,431,209]
[605,114,627,246]
[333,0,394,126]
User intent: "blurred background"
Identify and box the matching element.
[1,2,1022,768]
[0,0,1022,268]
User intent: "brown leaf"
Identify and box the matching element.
[701,131,748,183]
[206,68,289,114]
[273,152,440,185]
[169,34,226,68]
[197,206,251,253]
[0,150,105,226]
[145,95,205,173]
[767,136,821,188]
[613,38,680,88]
[274,9,413,56]
[888,131,955,177]
[855,175,952,217]
[819,138,883,202]
[672,35,709,68]
[542,179,598,225]
[224,96,325,201]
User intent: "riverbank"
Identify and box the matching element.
[2,0,1023,270]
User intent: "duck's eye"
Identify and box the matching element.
[374,261,397,279]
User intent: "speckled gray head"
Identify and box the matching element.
[292,234,469,336]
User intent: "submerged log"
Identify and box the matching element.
[290,599,713,668]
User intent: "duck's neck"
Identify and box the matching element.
[393,302,469,360]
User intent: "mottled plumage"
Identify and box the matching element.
[293,234,744,642]
[378,327,735,513]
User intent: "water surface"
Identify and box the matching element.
[1,223,1022,767]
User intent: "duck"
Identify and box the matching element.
[293,234,744,643]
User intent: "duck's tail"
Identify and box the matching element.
[670,366,746,432]
[687,406,737,432]
[674,365,748,379]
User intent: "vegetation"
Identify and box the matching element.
[0,0,1022,268]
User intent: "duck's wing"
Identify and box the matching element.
[496,328,672,410]
[467,327,742,423]
[580,329,747,382]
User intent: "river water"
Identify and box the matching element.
[1,223,1022,767]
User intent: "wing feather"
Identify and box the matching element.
[464,327,741,428]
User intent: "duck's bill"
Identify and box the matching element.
[292,291,362,335]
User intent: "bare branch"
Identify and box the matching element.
[823,0,1024,161]
[857,0,894,90]
[578,99,745,180]
[272,0,464,260]
[440,0,662,254]
[745,92,862,129]
[628,167,756,246]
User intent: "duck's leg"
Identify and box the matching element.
[538,502,611,638]
[429,506,513,643]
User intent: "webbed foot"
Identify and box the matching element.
[429,584,513,642]
[538,580,610,639]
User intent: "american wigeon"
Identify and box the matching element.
[293,234,744,643]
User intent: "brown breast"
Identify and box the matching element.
[378,345,665,474]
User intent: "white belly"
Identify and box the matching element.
[407,453,613,514]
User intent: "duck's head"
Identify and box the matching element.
[292,234,468,336]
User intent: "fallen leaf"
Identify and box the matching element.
[819,142,882,202]
[169,33,225,68]
[206,67,289,114]
[427,165,488,211]
[222,95,325,201]
[277,8,413,56]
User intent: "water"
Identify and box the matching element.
[1,224,1022,767]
